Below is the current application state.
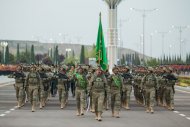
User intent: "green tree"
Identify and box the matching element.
[31,45,35,64]
[80,45,85,64]
[5,45,9,64]
[16,43,20,63]
[146,58,160,66]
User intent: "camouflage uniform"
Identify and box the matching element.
[108,67,123,118]
[25,66,42,112]
[9,66,26,108]
[121,67,133,110]
[74,67,88,116]
[55,67,69,109]
[141,67,157,113]
[88,68,108,121]
[163,68,177,110]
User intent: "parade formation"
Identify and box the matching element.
[7,64,178,121]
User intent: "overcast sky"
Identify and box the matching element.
[0,0,190,58]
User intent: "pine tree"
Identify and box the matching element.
[16,43,20,63]
[80,45,85,64]
[30,45,35,64]
[5,45,9,64]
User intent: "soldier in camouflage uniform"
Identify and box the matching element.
[38,67,49,109]
[9,65,26,108]
[108,67,123,118]
[25,65,42,112]
[55,67,69,109]
[74,67,88,116]
[121,66,133,110]
[141,67,157,113]
[163,67,177,110]
[88,66,108,121]
[103,69,111,110]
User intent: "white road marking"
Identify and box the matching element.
[186,117,190,120]
[176,89,190,94]
[173,111,179,113]
[4,111,10,114]
[10,108,15,111]
[0,114,6,117]
[179,114,186,117]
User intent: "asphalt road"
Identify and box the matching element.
[0,77,190,127]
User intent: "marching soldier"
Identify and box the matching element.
[9,65,26,108]
[55,66,69,109]
[108,66,123,118]
[25,65,42,112]
[141,67,157,113]
[121,66,133,110]
[74,66,88,116]
[88,66,108,121]
[163,67,178,110]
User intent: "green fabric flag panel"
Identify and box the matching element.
[96,13,108,70]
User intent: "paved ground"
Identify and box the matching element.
[0,76,190,127]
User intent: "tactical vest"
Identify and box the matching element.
[92,76,105,92]
[111,75,122,90]
[28,72,39,85]
[76,74,86,89]
[144,74,156,88]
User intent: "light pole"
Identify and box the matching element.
[66,48,71,58]
[172,25,190,57]
[150,33,153,58]
[130,8,158,65]
[155,30,171,58]
[0,41,8,64]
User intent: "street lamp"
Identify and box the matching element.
[66,48,72,58]
[0,41,8,64]
[155,30,171,58]
[172,25,190,57]
[130,8,158,65]
[150,33,154,58]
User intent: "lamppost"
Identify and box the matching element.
[130,8,158,65]
[172,25,190,57]
[155,30,171,58]
[0,41,8,64]
[66,48,71,58]
[150,33,153,59]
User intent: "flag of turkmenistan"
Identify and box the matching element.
[96,13,108,70]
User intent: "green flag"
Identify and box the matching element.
[96,13,108,70]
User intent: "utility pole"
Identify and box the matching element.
[130,8,158,65]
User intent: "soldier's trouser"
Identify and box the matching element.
[15,85,25,106]
[160,87,166,105]
[57,85,66,104]
[70,81,75,96]
[144,88,155,108]
[164,87,174,106]
[29,86,39,106]
[122,85,132,105]
[92,91,105,113]
[111,91,121,112]
[25,87,29,101]
[75,89,86,112]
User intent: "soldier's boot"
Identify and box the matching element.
[115,111,120,118]
[146,107,150,113]
[97,112,102,121]
[39,102,42,109]
[32,102,36,112]
[61,102,65,109]
[150,107,154,114]
[80,108,84,115]
[95,112,98,120]
[125,102,130,110]
[76,108,80,116]
[112,110,115,117]
[170,105,174,111]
